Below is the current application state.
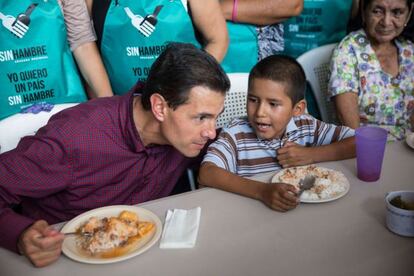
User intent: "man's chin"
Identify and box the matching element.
[182,150,201,158]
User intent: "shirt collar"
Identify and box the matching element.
[285,117,299,135]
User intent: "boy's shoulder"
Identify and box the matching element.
[224,117,252,132]
[291,114,318,128]
[220,117,257,140]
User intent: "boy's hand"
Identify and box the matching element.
[277,141,313,168]
[259,183,299,212]
[17,220,64,267]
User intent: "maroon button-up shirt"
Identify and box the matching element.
[0,91,196,252]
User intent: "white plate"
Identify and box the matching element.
[61,205,162,264]
[406,132,414,149]
[271,166,350,203]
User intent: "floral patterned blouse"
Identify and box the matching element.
[329,29,414,141]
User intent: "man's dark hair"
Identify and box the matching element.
[347,0,414,40]
[141,43,230,110]
[248,55,306,105]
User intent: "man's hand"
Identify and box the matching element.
[258,183,299,212]
[17,220,64,267]
[277,141,313,168]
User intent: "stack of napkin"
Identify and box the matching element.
[159,207,201,249]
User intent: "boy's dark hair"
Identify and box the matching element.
[141,43,230,110]
[249,55,306,105]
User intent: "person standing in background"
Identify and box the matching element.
[282,0,360,58]
[86,0,228,95]
[219,0,303,72]
[0,0,113,120]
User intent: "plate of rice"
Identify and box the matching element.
[271,165,350,203]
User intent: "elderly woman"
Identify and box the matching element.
[329,0,414,141]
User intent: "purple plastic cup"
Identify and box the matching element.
[355,126,388,182]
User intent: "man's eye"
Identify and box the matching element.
[248,97,258,103]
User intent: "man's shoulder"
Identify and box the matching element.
[46,95,129,136]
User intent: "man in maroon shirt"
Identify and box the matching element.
[0,43,230,267]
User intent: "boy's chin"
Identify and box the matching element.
[255,130,283,140]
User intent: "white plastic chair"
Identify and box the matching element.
[216,72,249,128]
[297,43,338,123]
[0,103,79,153]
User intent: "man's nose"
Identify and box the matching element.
[202,122,216,140]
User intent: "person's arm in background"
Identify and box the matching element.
[189,0,229,62]
[333,92,360,129]
[73,43,113,98]
[62,0,113,98]
[220,0,303,26]
[328,39,361,129]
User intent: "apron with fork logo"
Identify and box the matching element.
[282,0,352,58]
[101,0,200,95]
[0,0,86,120]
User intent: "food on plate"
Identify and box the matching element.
[75,210,155,257]
[271,165,349,201]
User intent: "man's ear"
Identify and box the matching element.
[293,99,307,116]
[150,93,168,122]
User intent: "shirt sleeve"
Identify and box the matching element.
[312,119,355,146]
[60,0,96,51]
[328,37,359,98]
[0,132,72,252]
[202,129,238,173]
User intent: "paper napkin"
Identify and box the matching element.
[159,207,201,249]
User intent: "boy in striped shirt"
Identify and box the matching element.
[199,55,355,212]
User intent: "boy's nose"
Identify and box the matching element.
[255,103,266,117]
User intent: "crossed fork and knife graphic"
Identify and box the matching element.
[0,4,37,39]
[124,5,163,37]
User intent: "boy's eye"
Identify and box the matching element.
[270,102,280,107]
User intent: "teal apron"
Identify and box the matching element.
[101,0,200,95]
[282,0,352,58]
[221,22,257,73]
[0,0,86,120]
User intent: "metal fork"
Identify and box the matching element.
[138,5,163,37]
[16,3,38,26]
[298,175,316,197]
[63,231,93,238]
[0,12,28,38]
[124,6,163,37]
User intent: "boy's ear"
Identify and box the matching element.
[293,99,307,116]
[150,93,168,122]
